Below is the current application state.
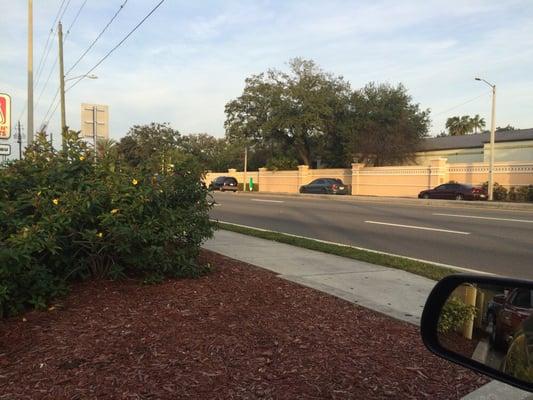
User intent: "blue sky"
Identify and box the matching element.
[2,0,533,150]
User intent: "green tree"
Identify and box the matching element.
[96,138,117,159]
[445,115,474,136]
[344,83,430,166]
[116,123,182,173]
[471,114,486,134]
[225,58,352,166]
[496,125,516,132]
[180,133,242,171]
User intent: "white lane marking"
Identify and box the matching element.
[213,220,491,275]
[365,220,470,235]
[213,203,222,207]
[433,213,533,224]
[250,199,285,203]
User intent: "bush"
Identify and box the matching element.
[482,181,508,201]
[438,296,477,334]
[0,131,214,317]
[237,183,259,191]
[481,182,533,202]
[510,185,533,202]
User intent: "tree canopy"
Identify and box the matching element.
[225,58,430,167]
[445,114,485,136]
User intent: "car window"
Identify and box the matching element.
[310,179,323,185]
[511,289,531,308]
[435,185,445,191]
[215,177,225,183]
[225,178,237,184]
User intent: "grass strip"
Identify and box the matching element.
[217,221,457,281]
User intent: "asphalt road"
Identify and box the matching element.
[210,192,533,279]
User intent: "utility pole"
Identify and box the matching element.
[92,105,97,162]
[17,121,22,159]
[27,0,34,144]
[488,85,496,201]
[475,77,496,201]
[58,21,67,149]
[243,146,248,191]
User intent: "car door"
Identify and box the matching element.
[431,184,447,199]
[307,179,323,193]
[500,289,533,344]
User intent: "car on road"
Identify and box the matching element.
[418,183,487,200]
[209,176,238,192]
[486,288,533,350]
[299,178,349,195]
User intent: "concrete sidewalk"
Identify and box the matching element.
[203,229,530,400]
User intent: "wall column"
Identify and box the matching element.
[297,165,309,191]
[429,158,448,188]
[258,167,267,192]
[351,163,365,195]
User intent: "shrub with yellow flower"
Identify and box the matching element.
[132,178,138,186]
[52,198,59,205]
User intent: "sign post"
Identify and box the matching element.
[0,144,11,156]
[0,93,11,140]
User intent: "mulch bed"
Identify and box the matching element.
[438,332,484,360]
[0,250,487,399]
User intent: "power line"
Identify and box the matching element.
[65,0,128,76]
[66,0,89,37]
[35,56,59,113]
[34,0,66,89]
[432,92,489,117]
[40,88,60,129]
[67,0,166,91]
[58,0,73,22]
[36,1,87,123]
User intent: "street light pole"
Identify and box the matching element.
[475,77,496,201]
[58,22,67,150]
[243,146,248,191]
[27,0,34,144]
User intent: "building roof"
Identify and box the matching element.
[419,128,533,152]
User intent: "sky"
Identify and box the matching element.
[2,0,533,152]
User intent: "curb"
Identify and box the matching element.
[226,191,533,212]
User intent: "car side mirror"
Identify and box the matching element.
[421,274,533,393]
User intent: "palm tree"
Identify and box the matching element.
[445,115,475,136]
[96,138,117,159]
[470,114,486,134]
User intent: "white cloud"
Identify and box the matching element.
[3,0,533,145]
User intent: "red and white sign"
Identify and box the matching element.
[0,93,11,139]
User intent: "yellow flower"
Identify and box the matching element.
[52,198,59,205]
[96,232,103,238]
[110,208,119,214]
[132,178,138,186]
[37,191,41,196]
[79,155,85,161]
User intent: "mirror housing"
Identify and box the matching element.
[421,274,533,393]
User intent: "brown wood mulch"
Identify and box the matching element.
[0,250,488,400]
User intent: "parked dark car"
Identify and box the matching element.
[486,288,533,350]
[299,178,349,195]
[209,176,238,192]
[418,183,487,200]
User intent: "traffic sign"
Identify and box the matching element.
[0,144,11,156]
[0,93,11,139]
